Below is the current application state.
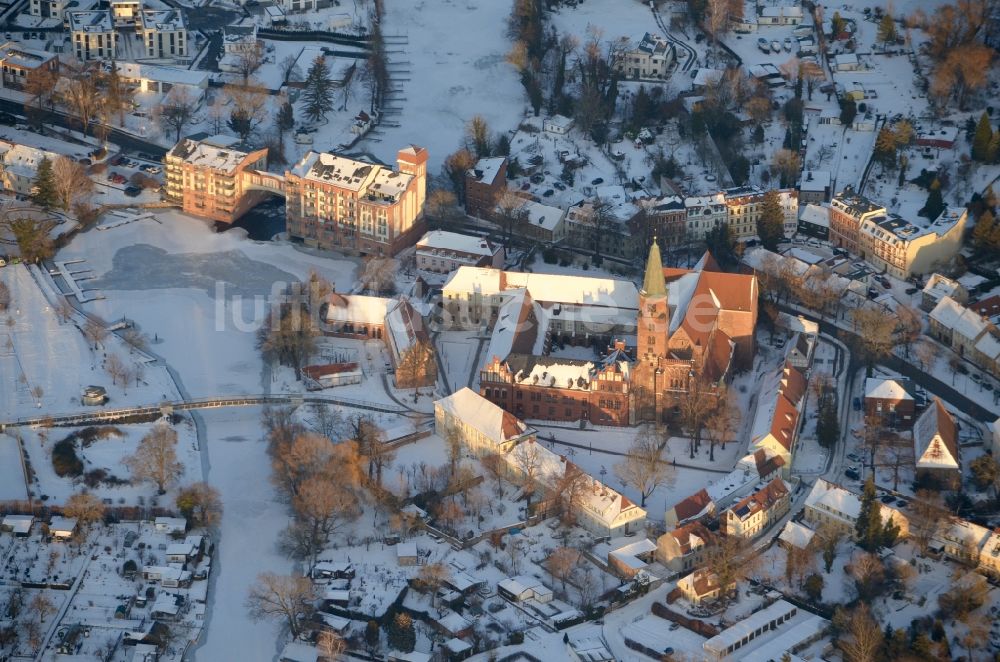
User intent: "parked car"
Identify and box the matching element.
[845,468,860,480]
[553,181,566,191]
[530,173,544,184]
[123,186,142,197]
[591,177,604,185]
[520,182,530,190]
[141,165,161,175]
[905,287,918,295]
[0,112,16,125]
[880,495,895,504]
[542,189,554,197]
[852,397,861,411]
[972,373,982,382]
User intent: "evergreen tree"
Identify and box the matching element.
[816,397,840,449]
[31,156,57,210]
[831,11,846,37]
[227,108,253,143]
[276,101,295,139]
[973,209,998,253]
[989,131,1000,164]
[386,612,415,652]
[919,178,945,220]
[855,477,880,549]
[757,190,785,250]
[839,98,857,126]
[972,112,993,161]
[964,115,978,142]
[302,56,334,124]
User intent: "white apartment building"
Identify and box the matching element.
[858,207,968,279]
[684,193,727,241]
[434,387,536,457]
[280,0,317,12]
[615,32,675,79]
[138,9,188,59]
[67,10,117,61]
[29,0,67,19]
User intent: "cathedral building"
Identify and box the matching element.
[478,242,758,425]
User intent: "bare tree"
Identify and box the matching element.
[63,491,105,533]
[353,417,393,488]
[876,435,912,491]
[465,114,491,158]
[289,477,361,567]
[704,388,739,460]
[245,572,315,637]
[124,423,183,494]
[494,190,529,255]
[614,425,672,507]
[909,489,947,554]
[444,423,464,474]
[62,68,101,137]
[121,328,149,354]
[28,593,55,625]
[833,603,884,662]
[679,372,717,459]
[232,39,265,83]
[105,354,127,385]
[414,562,452,610]
[52,156,94,212]
[317,630,346,661]
[511,441,542,505]
[850,307,896,367]
[358,257,398,294]
[546,546,580,591]
[704,535,757,604]
[157,87,198,143]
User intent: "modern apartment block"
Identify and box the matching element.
[110,0,141,25]
[284,146,428,257]
[163,134,270,223]
[67,10,117,61]
[29,0,66,20]
[138,9,187,59]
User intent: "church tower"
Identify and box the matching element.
[637,240,669,363]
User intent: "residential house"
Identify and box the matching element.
[415,230,502,273]
[518,200,566,244]
[922,274,968,312]
[675,569,731,605]
[497,575,553,603]
[464,156,506,220]
[607,538,657,579]
[748,362,806,475]
[0,140,61,195]
[1,515,33,537]
[784,331,815,370]
[615,32,675,80]
[48,517,77,539]
[142,565,192,588]
[913,398,960,489]
[163,134,270,223]
[543,115,574,135]
[396,542,419,566]
[0,43,58,91]
[138,9,188,60]
[219,25,261,74]
[665,489,716,527]
[67,10,117,61]
[863,377,914,428]
[929,296,991,358]
[798,170,831,205]
[803,479,909,540]
[829,187,884,255]
[154,516,187,535]
[723,186,765,239]
[656,520,713,573]
[916,126,959,150]
[976,529,1000,578]
[285,146,428,256]
[760,5,804,25]
[434,387,536,457]
[796,203,829,240]
[933,518,991,564]
[723,478,791,539]
[778,520,815,550]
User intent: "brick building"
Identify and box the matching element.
[464,156,506,220]
[863,377,915,428]
[828,187,884,255]
[285,146,427,256]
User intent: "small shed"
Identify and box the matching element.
[82,385,108,406]
[543,115,574,135]
[279,641,319,662]
[154,516,187,535]
[48,516,77,539]
[396,542,419,566]
[1,514,33,537]
[445,637,473,660]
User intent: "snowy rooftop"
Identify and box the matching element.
[520,200,565,231]
[167,135,257,172]
[0,140,60,178]
[864,377,912,401]
[798,203,829,228]
[119,62,208,87]
[778,521,815,549]
[860,207,966,244]
[800,171,831,192]
[325,293,390,326]
[913,400,958,471]
[416,230,496,257]
[67,10,114,32]
[435,387,534,445]
[442,266,639,310]
[138,8,186,31]
[279,641,318,662]
[291,151,412,198]
[0,42,54,69]
[468,156,505,184]
[704,600,800,653]
[608,538,657,570]
[923,273,962,301]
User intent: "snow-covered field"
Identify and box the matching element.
[0,434,27,501]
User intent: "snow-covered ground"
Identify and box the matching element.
[354,0,525,174]
[0,434,27,501]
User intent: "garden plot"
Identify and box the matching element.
[18,420,201,505]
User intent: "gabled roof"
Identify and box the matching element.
[435,388,534,447]
[668,521,713,553]
[864,377,912,401]
[671,488,715,522]
[729,478,789,522]
[913,398,959,470]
